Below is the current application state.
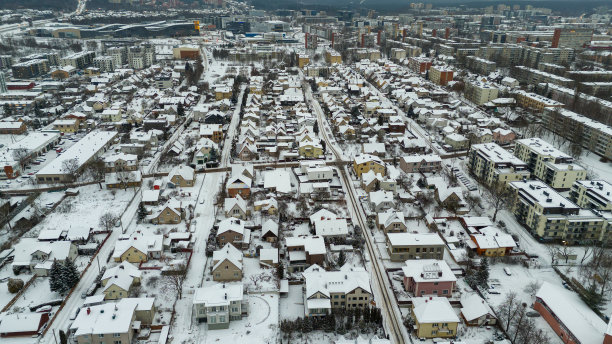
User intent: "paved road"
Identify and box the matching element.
[303,75,408,344]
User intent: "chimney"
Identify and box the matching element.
[87,307,91,315]
[224,293,227,300]
[429,296,432,300]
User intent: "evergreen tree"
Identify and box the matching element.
[49,260,62,293]
[313,121,319,135]
[177,102,185,117]
[477,257,490,288]
[137,204,147,222]
[61,258,80,293]
[337,251,346,268]
[584,283,605,311]
[209,147,218,162]
[276,263,284,280]
[59,330,68,344]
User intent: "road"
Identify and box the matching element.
[168,85,246,342]
[304,79,408,344]
[39,107,196,343]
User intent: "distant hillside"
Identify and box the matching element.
[0,0,77,10]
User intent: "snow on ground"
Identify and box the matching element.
[280,284,304,321]
[25,184,135,238]
[6,278,61,313]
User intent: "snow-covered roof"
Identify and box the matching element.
[460,293,493,322]
[168,165,194,182]
[386,233,444,247]
[71,299,137,336]
[285,235,326,255]
[377,211,406,229]
[0,312,47,334]
[536,282,607,344]
[315,218,349,237]
[217,218,245,236]
[213,243,243,271]
[412,296,459,323]
[224,195,247,213]
[142,189,161,203]
[402,259,456,284]
[262,219,279,238]
[303,264,371,299]
[354,153,384,166]
[263,170,292,193]
[193,283,244,307]
[260,248,279,264]
[37,130,117,176]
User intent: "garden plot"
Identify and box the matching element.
[25,185,135,238]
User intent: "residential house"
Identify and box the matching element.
[11,238,78,276]
[101,261,142,300]
[470,226,516,256]
[254,198,278,215]
[353,154,385,178]
[224,195,249,220]
[444,133,469,151]
[104,153,138,172]
[402,259,456,297]
[299,141,324,158]
[400,155,442,173]
[150,199,184,224]
[262,219,279,243]
[492,128,516,145]
[369,190,395,212]
[212,244,243,281]
[70,298,142,344]
[361,170,397,193]
[386,233,445,261]
[0,313,50,337]
[112,234,163,263]
[411,297,460,338]
[376,211,407,233]
[226,175,252,199]
[285,235,326,272]
[259,248,279,267]
[200,124,223,143]
[460,294,496,326]
[302,264,372,317]
[217,218,249,249]
[193,283,247,329]
[168,165,195,187]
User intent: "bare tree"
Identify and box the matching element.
[12,148,30,168]
[85,157,106,189]
[496,291,522,332]
[115,171,137,190]
[547,245,576,265]
[99,212,119,232]
[482,181,514,222]
[165,263,187,299]
[61,158,80,182]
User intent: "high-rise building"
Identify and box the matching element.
[0,72,7,93]
[551,28,593,50]
[11,59,49,79]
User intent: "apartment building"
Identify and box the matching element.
[570,180,612,211]
[551,28,593,49]
[465,56,496,75]
[11,59,49,78]
[515,91,564,111]
[515,138,587,190]
[107,46,127,67]
[386,232,445,261]
[428,66,454,86]
[193,283,247,329]
[468,143,530,186]
[93,56,116,72]
[302,264,372,317]
[464,81,499,105]
[510,66,574,88]
[508,180,606,243]
[128,45,155,69]
[61,51,96,69]
[408,57,432,74]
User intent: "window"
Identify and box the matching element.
[113,341,122,344]
[99,334,105,338]
[113,333,121,338]
[209,316,216,324]
[219,316,226,322]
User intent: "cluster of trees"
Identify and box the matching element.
[280,307,384,338]
[464,257,490,290]
[184,57,205,86]
[497,292,550,344]
[49,259,80,294]
[212,48,233,59]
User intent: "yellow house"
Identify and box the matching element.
[299,141,323,158]
[325,51,342,64]
[298,54,310,68]
[52,119,79,133]
[215,86,233,100]
[168,165,195,187]
[353,154,385,178]
[113,241,148,263]
[412,297,459,338]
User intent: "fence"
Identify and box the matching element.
[1,275,37,312]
